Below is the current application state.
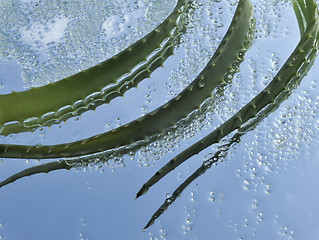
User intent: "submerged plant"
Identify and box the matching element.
[0,0,253,159]
[0,0,189,135]
[0,0,254,183]
[137,0,319,228]
[0,0,318,231]
[136,0,319,199]
[144,0,319,225]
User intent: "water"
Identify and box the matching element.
[0,0,319,239]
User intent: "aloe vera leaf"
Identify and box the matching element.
[0,139,146,187]
[136,0,319,199]
[0,22,188,135]
[0,0,189,135]
[143,32,319,229]
[0,0,253,159]
[0,160,72,189]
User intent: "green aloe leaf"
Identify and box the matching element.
[0,0,189,135]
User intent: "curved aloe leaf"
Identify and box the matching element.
[136,0,319,199]
[0,0,254,159]
[0,160,72,189]
[0,0,189,135]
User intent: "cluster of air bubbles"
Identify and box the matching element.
[270,53,280,72]
[135,123,202,167]
[241,137,276,174]
[271,215,296,240]
[146,223,168,240]
[70,149,129,173]
[247,50,280,95]
[246,198,264,225]
[230,216,258,239]
[143,83,157,111]
[72,132,178,170]
[136,145,162,167]
[278,225,295,240]
[165,0,225,98]
[208,190,225,203]
[259,52,281,87]
[208,191,216,202]
[145,0,175,24]
[72,159,103,173]
[270,90,318,170]
[166,67,190,99]
[182,206,196,234]
[229,219,240,232]
[253,0,292,39]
